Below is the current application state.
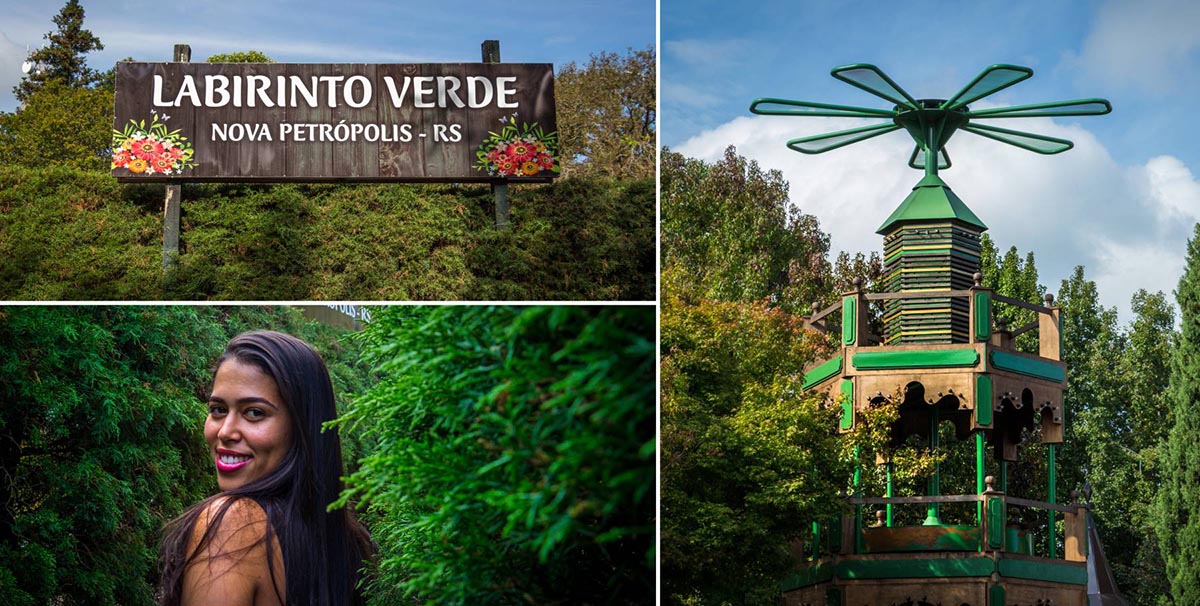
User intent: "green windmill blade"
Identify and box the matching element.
[787,122,901,153]
[832,63,919,108]
[750,97,896,118]
[960,123,1074,154]
[967,98,1113,118]
[941,64,1033,111]
[749,62,1110,175]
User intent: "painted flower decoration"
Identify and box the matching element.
[474,113,559,178]
[111,113,196,175]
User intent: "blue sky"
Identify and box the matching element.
[665,0,1200,324]
[0,0,655,113]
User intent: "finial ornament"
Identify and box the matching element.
[751,63,1111,176]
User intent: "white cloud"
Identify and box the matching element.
[1075,0,1200,93]
[663,38,748,68]
[676,114,1200,323]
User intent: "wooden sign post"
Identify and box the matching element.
[482,40,509,229]
[163,43,189,270]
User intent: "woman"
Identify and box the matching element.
[159,331,373,606]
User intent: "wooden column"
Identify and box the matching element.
[163,43,189,271]
[482,40,509,229]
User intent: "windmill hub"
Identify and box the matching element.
[893,100,970,151]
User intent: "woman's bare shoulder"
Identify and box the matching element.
[183,496,284,606]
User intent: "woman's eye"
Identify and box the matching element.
[245,408,265,420]
[208,404,227,417]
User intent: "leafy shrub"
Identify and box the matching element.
[335,306,655,605]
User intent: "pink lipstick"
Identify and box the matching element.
[215,448,253,473]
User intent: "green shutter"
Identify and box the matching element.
[842,296,857,345]
[974,291,991,341]
[840,380,854,431]
[975,375,993,425]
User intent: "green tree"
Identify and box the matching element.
[0,80,113,171]
[13,0,104,103]
[1156,223,1200,603]
[1113,290,1174,606]
[555,47,655,179]
[661,295,848,606]
[334,306,655,606]
[979,234,1045,353]
[661,147,832,313]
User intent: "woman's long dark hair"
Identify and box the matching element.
[159,331,373,606]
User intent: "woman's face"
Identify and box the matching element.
[205,358,293,491]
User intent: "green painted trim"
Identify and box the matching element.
[986,497,1005,549]
[974,291,991,341]
[779,562,833,591]
[842,296,857,345]
[839,380,854,431]
[989,584,1005,606]
[836,556,994,579]
[803,356,843,390]
[989,350,1066,382]
[975,375,993,425]
[997,558,1087,585]
[853,348,979,370]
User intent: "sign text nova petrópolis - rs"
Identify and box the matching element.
[111,62,558,182]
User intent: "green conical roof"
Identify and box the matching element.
[876,174,987,235]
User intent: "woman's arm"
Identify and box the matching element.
[182,497,285,606]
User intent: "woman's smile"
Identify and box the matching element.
[215,448,254,472]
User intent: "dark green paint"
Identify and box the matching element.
[843,296,857,345]
[852,348,979,370]
[835,556,995,579]
[826,587,842,606]
[974,291,991,341]
[840,380,854,430]
[987,497,1005,548]
[989,584,1005,606]
[989,350,1066,382]
[975,375,993,425]
[779,562,833,591]
[803,356,843,390]
[997,558,1087,585]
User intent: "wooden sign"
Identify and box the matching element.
[111,62,558,182]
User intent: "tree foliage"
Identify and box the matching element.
[661,146,832,313]
[661,146,852,604]
[0,167,654,301]
[0,81,113,172]
[1156,223,1200,604]
[334,306,655,605]
[207,50,274,63]
[661,295,849,606]
[556,47,655,179]
[12,0,104,103]
[0,306,370,606]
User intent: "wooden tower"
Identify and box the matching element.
[750,62,1120,606]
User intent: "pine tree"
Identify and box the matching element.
[13,0,104,103]
[1155,223,1200,603]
